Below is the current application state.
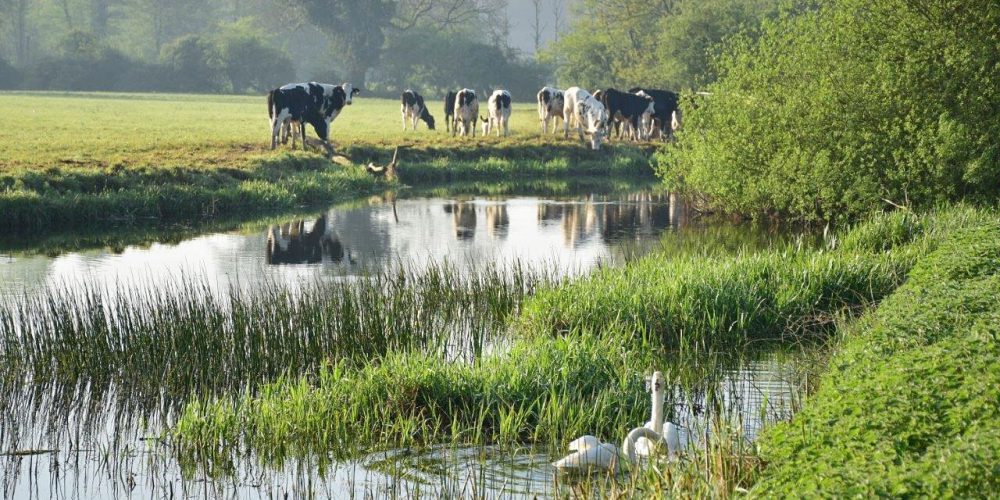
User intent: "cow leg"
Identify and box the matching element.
[299,122,307,151]
[402,107,408,131]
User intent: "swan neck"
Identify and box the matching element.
[651,372,665,435]
[622,426,663,463]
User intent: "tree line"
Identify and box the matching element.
[0,0,548,97]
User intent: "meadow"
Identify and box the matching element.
[0,91,656,233]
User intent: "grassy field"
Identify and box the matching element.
[0,92,656,233]
[0,91,632,170]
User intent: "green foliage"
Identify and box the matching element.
[754,207,1000,496]
[544,0,786,90]
[212,20,294,93]
[291,0,396,85]
[662,0,1000,221]
[160,34,221,91]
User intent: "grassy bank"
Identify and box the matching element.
[753,206,1000,496]
[0,92,655,233]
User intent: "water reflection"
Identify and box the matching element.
[266,215,348,265]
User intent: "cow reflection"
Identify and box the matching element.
[485,204,509,239]
[562,202,598,248]
[266,214,346,265]
[444,202,477,240]
[601,193,672,243]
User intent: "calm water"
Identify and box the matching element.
[0,188,810,499]
[0,191,685,301]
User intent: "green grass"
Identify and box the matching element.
[752,206,1000,497]
[518,221,925,352]
[0,92,656,233]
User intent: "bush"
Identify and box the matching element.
[661,0,1000,221]
[160,35,223,92]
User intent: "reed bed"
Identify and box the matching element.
[168,210,939,473]
[518,211,938,351]
[0,261,546,406]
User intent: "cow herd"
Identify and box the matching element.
[267,82,682,152]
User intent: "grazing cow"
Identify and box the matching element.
[268,82,360,151]
[628,88,680,140]
[537,87,565,134]
[444,90,458,133]
[598,88,656,141]
[563,86,609,150]
[480,89,512,137]
[452,89,479,137]
[401,89,435,131]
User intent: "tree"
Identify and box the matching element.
[213,20,294,92]
[289,0,396,87]
[160,34,222,91]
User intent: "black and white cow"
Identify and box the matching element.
[537,87,565,134]
[480,89,512,137]
[401,89,435,131]
[597,88,655,141]
[267,82,360,151]
[452,88,479,137]
[444,90,458,133]
[563,86,609,150]
[628,88,680,140]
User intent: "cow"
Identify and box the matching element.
[400,89,435,131]
[537,87,565,134]
[480,89,512,137]
[563,86,609,150]
[452,89,479,137]
[268,82,360,153]
[444,90,457,133]
[598,88,656,141]
[628,88,680,140]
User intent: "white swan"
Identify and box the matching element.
[553,371,681,474]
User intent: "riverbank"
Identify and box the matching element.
[753,206,1000,496]
[0,92,657,234]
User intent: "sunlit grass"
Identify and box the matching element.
[0,92,612,171]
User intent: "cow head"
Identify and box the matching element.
[341,83,361,105]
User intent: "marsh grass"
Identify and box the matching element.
[0,260,547,407]
[167,210,938,478]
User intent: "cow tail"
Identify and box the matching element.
[267,90,275,120]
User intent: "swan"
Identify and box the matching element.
[552,371,681,474]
